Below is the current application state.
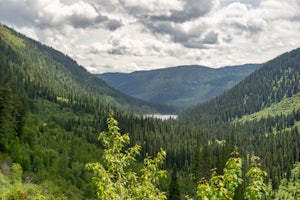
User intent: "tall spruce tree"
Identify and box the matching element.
[168,167,181,200]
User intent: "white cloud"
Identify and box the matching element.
[120,0,182,16]
[0,0,120,29]
[36,1,99,27]
[220,0,261,7]
[1,0,300,73]
[15,26,39,41]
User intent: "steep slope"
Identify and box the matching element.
[96,64,260,107]
[0,24,174,198]
[180,48,300,124]
[177,48,300,191]
[0,24,161,113]
[1,24,299,197]
[237,92,300,122]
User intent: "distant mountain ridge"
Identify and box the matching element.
[96,64,261,107]
[180,48,300,124]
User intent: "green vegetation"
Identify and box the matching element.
[193,152,267,200]
[238,92,300,122]
[97,64,260,107]
[168,168,181,200]
[274,162,300,199]
[0,23,300,199]
[244,156,268,200]
[0,25,25,48]
[181,50,300,124]
[0,163,67,199]
[179,47,300,196]
[86,116,167,200]
[0,24,161,114]
[86,118,269,200]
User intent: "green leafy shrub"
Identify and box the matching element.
[191,152,267,200]
[86,115,167,200]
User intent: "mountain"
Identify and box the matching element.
[0,24,180,198]
[96,64,260,107]
[178,48,300,191]
[0,24,165,114]
[180,48,300,124]
[1,23,299,198]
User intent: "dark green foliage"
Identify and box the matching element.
[168,167,181,200]
[177,49,300,195]
[0,23,300,199]
[192,145,212,181]
[181,49,300,124]
[0,24,161,114]
[234,113,300,190]
[274,162,300,199]
[97,64,260,107]
[0,23,195,198]
[0,80,27,152]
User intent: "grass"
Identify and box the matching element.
[238,92,300,122]
[0,25,25,48]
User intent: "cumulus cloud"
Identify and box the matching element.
[216,2,266,37]
[86,64,98,73]
[165,0,218,22]
[104,25,173,57]
[105,19,123,31]
[202,31,219,44]
[139,0,220,49]
[0,0,121,30]
[119,0,182,17]
[1,0,300,73]
[220,0,261,7]
[37,1,100,28]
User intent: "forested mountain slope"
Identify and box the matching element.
[0,24,182,198]
[97,64,260,107]
[178,48,300,192]
[0,23,222,198]
[0,24,162,114]
[237,92,300,122]
[1,23,299,199]
[180,48,300,124]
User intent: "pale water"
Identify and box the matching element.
[143,114,178,120]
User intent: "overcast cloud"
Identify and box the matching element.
[1,0,300,73]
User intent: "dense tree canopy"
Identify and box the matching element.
[0,23,300,199]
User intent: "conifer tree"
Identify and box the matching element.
[168,167,181,200]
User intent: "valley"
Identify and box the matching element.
[0,23,300,199]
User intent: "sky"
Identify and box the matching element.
[1,0,300,73]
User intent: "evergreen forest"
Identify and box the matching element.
[0,24,300,199]
[97,64,260,107]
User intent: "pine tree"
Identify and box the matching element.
[168,167,181,200]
